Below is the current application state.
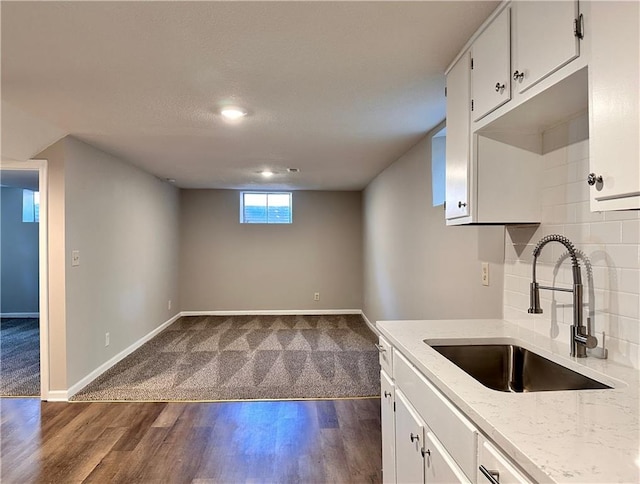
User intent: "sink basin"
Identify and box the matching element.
[428,343,612,392]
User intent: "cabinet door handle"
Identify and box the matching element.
[421,448,431,457]
[479,465,501,484]
[374,343,386,353]
[587,173,603,186]
[458,201,467,208]
[513,70,525,81]
[495,82,505,92]
[410,433,420,443]
[384,391,392,398]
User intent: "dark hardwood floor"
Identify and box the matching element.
[0,397,382,483]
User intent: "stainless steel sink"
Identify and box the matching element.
[428,343,612,392]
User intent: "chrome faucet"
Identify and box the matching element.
[528,234,597,357]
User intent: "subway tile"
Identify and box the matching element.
[565,181,589,203]
[622,220,640,244]
[576,201,604,223]
[588,221,623,244]
[619,268,640,295]
[607,315,640,345]
[604,209,640,222]
[566,139,589,163]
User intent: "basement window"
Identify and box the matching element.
[22,189,40,223]
[240,192,292,224]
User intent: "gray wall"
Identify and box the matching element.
[0,186,39,313]
[180,189,362,311]
[362,125,505,324]
[39,136,181,390]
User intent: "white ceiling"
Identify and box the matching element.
[1,1,498,190]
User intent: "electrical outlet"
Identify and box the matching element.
[72,250,80,267]
[314,292,320,301]
[168,299,172,310]
[481,262,490,286]
[105,332,110,347]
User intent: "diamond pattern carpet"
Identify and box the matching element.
[0,318,40,397]
[72,314,381,401]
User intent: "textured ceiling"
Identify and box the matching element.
[1,1,498,190]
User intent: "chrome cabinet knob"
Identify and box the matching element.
[458,201,467,208]
[374,343,386,353]
[587,173,603,186]
[513,70,525,81]
[410,433,420,443]
[421,448,431,457]
[495,82,505,92]
[384,391,392,398]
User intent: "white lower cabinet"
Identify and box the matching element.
[395,390,426,484]
[424,430,471,484]
[381,370,396,484]
[477,436,531,484]
[380,338,534,484]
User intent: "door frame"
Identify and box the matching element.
[0,159,50,400]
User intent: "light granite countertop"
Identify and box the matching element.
[376,319,640,484]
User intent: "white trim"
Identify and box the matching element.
[180,309,362,317]
[0,159,50,401]
[66,312,182,399]
[46,390,68,402]
[360,311,381,337]
[0,312,40,318]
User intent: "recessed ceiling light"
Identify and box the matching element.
[261,170,274,178]
[220,106,247,121]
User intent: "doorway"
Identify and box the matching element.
[0,161,49,399]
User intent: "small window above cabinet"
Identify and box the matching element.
[471,7,511,121]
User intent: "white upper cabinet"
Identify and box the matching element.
[472,7,511,121]
[445,52,471,221]
[588,1,640,211]
[512,1,580,93]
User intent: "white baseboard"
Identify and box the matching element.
[1,312,39,318]
[46,390,68,402]
[180,309,362,316]
[360,311,381,337]
[66,312,182,400]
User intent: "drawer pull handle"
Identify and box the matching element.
[384,391,392,398]
[410,433,420,443]
[374,343,386,353]
[479,465,500,484]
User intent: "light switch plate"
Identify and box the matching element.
[72,250,80,267]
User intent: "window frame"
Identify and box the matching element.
[239,191,293,224]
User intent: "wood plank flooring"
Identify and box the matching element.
[0,397,382,483]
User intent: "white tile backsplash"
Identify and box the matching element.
[503,129,640,369]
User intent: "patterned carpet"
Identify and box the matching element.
[72,314,381,401]
[0,318,40,396]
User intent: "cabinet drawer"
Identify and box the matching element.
[394,350,477,480]
[478,435,532,484]
[377,336,393,375]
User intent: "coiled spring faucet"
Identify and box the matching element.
[528,234,597,357]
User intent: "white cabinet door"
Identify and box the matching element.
[588,1,640,211]
[395,390,425,484]
[477,437,532,484]
[424,431,470,484]
[512,1,580,93]
[445,52,471,220]
[381,370,396,484]
[472,7,511,121]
